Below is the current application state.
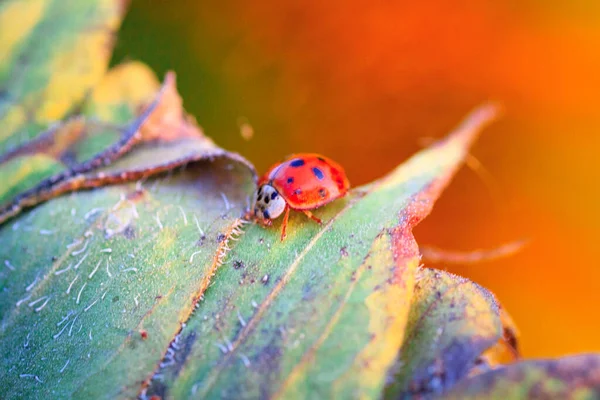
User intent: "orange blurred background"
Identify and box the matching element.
[112,0,600,357]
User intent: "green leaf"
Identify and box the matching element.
[384,267,518,399]
[8,2,583,399]
[0,67,227,224]
[0,59,159,211]
[0,158,254,399]
[140,106,500,400]
[0,86,499,398]
[442,354,600,399]
[0,62,257,399]
[0,0,125,153]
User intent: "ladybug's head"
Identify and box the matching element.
[253,184,286,221]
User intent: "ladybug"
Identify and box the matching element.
[252,153,350,241]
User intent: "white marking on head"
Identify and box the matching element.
[253,185,286,220]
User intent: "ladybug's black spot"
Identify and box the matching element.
[287,177,294,184]
[319,188,327,198]
[258,187,263,196]
[271,192,278,200]
[257,195,263,202]
[312,167,324,180]
[263,210,271,219]
[265,196,270,204]
[290,159,305,167]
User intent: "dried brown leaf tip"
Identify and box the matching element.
[137,72,211,143]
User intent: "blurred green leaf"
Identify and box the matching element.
[0,64,232,225]
[0,0,125,153]
[384,268,517,399]
[442,354,600,399]
[0,28,159,211]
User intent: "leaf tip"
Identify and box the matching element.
[451,102,502,146]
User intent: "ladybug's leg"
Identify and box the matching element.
[302,210,322,225]
[247,210,272,226]
[280,205,290,241]
[242,209,254,222]
[261,219,273,227]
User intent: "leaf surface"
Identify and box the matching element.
[385,267,518,399]
[141,106,499,400]
[0,160,254,399]
[442,354,600,399]
[1,3,560,399]
[0,0,125,153]
[0,70,256,398]
[0,68,235,225]
[0,60,160,212]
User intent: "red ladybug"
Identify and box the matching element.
[253,153,350,241]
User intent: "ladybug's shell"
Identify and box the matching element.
[259,153,350,211]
